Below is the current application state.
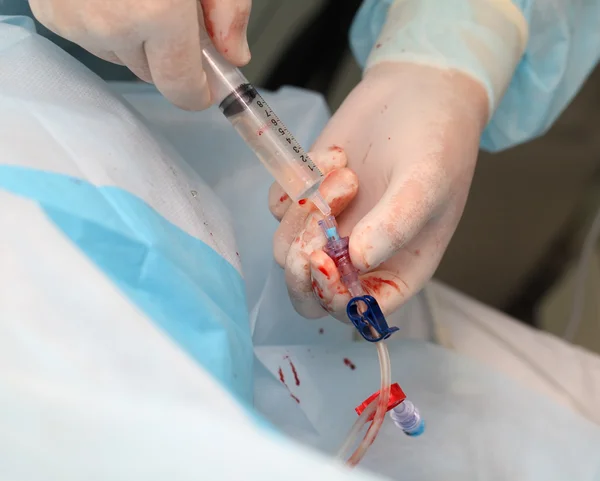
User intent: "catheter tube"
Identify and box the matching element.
[343,340,392,466]
[336,395,378,458]
[320,215,393,466]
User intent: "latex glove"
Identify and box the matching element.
[29,0,251,110]
[269,62,489,321]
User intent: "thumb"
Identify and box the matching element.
[201,0,251,66]
[349,175,440,272]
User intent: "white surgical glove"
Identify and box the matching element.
[270,0,529,321]
[270,62,490,320]
[29,0,252,110]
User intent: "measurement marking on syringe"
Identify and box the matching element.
[254,96,321,174]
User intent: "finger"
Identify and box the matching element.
[284,169,359,316]
[363,208,464,316]
[29,0,62,33]
[308,257,411,323]
[308,250,351,321]
[349,168,444,272]
[201,0,252,66]
[268,147,346,221]
[113,46,152,83]
[310,259,412,323]
[272,148,349,265]
[63,39,127,69]
[285,213,328,319]
[359,270,411,316]
[268,183,292,222]
[144,15,210,111]
[86,49,124,67]
[274,167,358,267]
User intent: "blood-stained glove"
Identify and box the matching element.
[269,62,489,321]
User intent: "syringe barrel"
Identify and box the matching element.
[202,44,324,202]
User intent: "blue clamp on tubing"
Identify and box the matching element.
[346,295,399,342]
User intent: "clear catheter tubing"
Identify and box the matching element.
[337,340,392,466]
[320,215,393,466]
[201,43,329,212]
[347,341,392,466]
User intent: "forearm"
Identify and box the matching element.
[350,0,600,152]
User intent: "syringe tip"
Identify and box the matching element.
[310,192,331,216]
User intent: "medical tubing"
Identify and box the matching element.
[336,396,378,458]
[346,340,392,466]
[320,215,392,465]
[336,340,391,462]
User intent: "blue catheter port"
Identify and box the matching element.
[405,419,426,437]
[346,295,399,342]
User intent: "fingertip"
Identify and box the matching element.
[268,183,292,221]
[224,36,251,67]
[348,221,387,273]
[320,168,359,217]
[309,250,335,283]
[201,0,251,66]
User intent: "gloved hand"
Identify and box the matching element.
[29,0,251,110]
[269,62,489,321]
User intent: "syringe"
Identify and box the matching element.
[201,42,331,216]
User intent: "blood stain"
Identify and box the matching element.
[205,19,215,39]
[290,361,300,386]
[344,358,356,370]
[279,194,289,203]
[362,277,400,294]
[381,279,399,289]
[298,199,307,205]
[414,249,421,256]
[279,363,300,402]
[284,355,300,386]
[312,280,324,299]
[318,266,329,279]
[329,145,343,153]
